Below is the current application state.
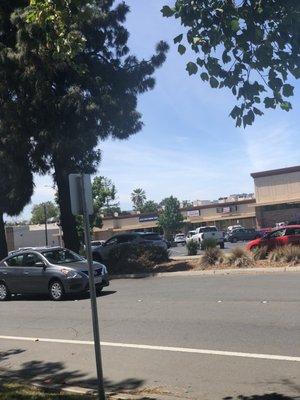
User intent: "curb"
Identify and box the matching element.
[110,265,300,280]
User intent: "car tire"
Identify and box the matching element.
[219,242,225,249]
[232,237,238,243]
[49,280,64,301]
[0,282,11,301]
[96,287,103,295]
[92,253,103,263]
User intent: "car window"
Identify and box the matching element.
[142,234,162,241]
[286,228,300,235]
[117,235,136,244]
[23,253,43,267]
[42,249,83,264]
[269,229,286,238]
[105,237,118,246]
[5,255,24,267]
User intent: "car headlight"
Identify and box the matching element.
[60,269,83,279]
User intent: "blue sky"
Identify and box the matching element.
[16,0,300,220]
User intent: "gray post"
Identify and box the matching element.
[79,174,106,400]
[44,204,48,246]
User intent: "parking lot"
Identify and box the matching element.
[1,272,300,399]
[169,241,248,257]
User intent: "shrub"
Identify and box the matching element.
[201,238,218,250]
[107,243,169,274]
[186,240,198,256]
[227,247,252,268]
[252,246,268,261]
[268,245,300,265]
[201,247,223,267]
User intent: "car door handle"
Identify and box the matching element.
[24,271,29,275]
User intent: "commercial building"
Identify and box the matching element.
[94,165,300,240]
[252,165,300,228]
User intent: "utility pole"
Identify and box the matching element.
[44,204,48,246]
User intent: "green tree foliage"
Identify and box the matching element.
[0,148,33,259]
[0,1,169,252]
[131,188,147,211]
[141,200,159,214]
[158,196,183,240]
[162,1,300,127]
[31,201,59,225]
[92,176,119,218]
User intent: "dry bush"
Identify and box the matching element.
[226,247,252,268]
[252,246,268,261]
[186,240,198,255]
[201,247,224,267]
[268,245,300,265]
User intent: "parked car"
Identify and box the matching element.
[185,230,197,245]
[0,247,109,301]
[246,225,300,252]
[174,233,186,246]
[225,228,261,243]
[227,225,244,233]
[92,232,167,262]
[192,226,224,249]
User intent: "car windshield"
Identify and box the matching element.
[141,233,161,241]
[42,249,84,264]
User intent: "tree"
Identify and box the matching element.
[0,148,33,260]
[158,196,184,240]
[31,201,59,225]
[0,2,169,253]
[162,1,300,127]
[141,200,159,214]
[131,188,147,211]
[92,176,119,218]
[181,200,193,208]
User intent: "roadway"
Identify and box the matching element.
[1,273,300,399]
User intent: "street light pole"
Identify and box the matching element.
[44,204,48,246]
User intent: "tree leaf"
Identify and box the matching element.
[161,6,174,17]
[178,44,186,55]
[200,72,209,81]
[186,62,198,75]
[230,19,240,32]
[174,34,183,44]
[282,84,294,97]
[209,76,219,88]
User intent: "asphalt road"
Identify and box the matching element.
[1,273,300,399]
[169,241,248,257]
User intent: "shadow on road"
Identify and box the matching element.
[0,348,158,399]
[9,289,117,302]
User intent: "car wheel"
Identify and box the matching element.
[219,242,225,249]
[0,282,11,301]
[232,237,238,243]
[49,280,64,301]
[96,287,103,295]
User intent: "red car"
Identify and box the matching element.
[246,225,300,252]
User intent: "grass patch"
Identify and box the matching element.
[252,246,268,261]
[0,382,92,400]
[226,247,252,268]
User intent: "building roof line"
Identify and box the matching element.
[251,165,300,178]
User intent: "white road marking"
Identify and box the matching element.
[1,335,300,363]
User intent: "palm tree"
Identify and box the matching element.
[131,188,146,212]
[0,150,34,260]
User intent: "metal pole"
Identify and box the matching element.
[44,204,48,246]
[80,174,106,400]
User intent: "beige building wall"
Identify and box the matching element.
[253,170,300,205]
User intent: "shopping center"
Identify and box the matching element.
[94,165,300,240]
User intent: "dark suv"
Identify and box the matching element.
[0,247,109,301]
[225,228,261,243]
[92,232,167,262]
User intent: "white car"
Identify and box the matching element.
[192,226,224,249]
[174,233,186,245]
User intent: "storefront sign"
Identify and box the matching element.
[139,214,158,223]
[187,210,200,217]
